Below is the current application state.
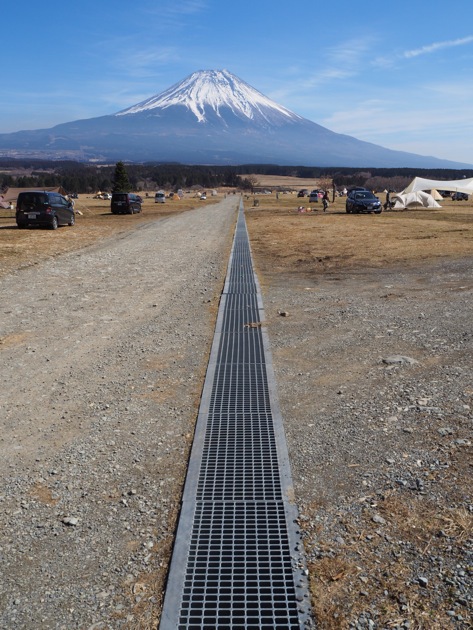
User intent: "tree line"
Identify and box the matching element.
[0,160,248,194]
[0,159,471,195]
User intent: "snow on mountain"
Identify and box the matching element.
[0,69,471,167]
[116,69,302,125]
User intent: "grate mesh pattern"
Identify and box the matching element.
[209,362,271,416]
[160,204,309,629]
[197,414,281,502]
[217,330,265,366]
[181,502,299,628]
[220,293,260,333]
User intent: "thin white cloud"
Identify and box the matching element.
[169,0,208,15]
[144,0,208,23]
[403,35,473,58]
[322,99,473,147]
[291,38,374,91]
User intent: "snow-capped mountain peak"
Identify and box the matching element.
[116,69,302,125]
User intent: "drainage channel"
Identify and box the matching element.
[160,202,311,629]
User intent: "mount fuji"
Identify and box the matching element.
[0,69,470,168]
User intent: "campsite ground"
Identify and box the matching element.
[1,184,472,628]
[244,189,473,629]
[2,185,472,279]
[0,193,222,278]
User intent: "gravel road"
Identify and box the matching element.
[1,196,472,629]
[0,198,238,629]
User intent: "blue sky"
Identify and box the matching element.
[2,0,473,164]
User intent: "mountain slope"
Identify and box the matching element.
[0,69,470,168]
[117,69,303,126]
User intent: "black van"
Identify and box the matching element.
[111,193,142,214]
[16,191,75,230]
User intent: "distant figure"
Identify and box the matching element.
[332,180,336,203]
[322,191,329,212]
[384,190,391,211]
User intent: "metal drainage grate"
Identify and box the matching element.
[160,202,310,629]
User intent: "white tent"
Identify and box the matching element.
[393,191,441,209]
[430,189,443,200]
[403,176,473,195]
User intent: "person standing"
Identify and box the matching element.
[322,190,329,212]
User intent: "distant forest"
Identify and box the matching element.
[1,159,472,194]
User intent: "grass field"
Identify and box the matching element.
[2,184,473,280]
[2,183,473,279]
[245,190,473,280]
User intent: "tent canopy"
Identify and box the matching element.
[403,176,473,195]
[1,187,66,203]
[393,190,441,209]
[430,189,443,200]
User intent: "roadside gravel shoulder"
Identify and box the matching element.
[260,259,472,629]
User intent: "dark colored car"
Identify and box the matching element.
[297,189,309,197]
[16,191,75,230]
[346,190,382,214]
[111,193,142,214]
[452,192,468,201]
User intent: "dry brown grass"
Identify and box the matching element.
[248,173,323,190]
[245,193,473,279]
[301,480,472,628]
[3,186,472,281]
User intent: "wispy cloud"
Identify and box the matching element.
[403,35,473,58]
[144,0,208,24]
[296,38,375,89]
[322,97,473,144]
[168,0,208,15]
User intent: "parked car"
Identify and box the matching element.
[309,189,321,203]
[452,192,468,201]
[16,191,75,230]
[155,191,166,204]
[111,192,142,214]
[347,186,369,193]
[346,190,382,214]
[200,193,207,200]
[297,189,309,198]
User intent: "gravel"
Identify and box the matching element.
[0,198,237,629]
[1,200,472,629]
[262,259,472,629]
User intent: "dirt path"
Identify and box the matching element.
[0,198,238,628]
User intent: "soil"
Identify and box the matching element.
[245,194,473,629]
[0,188,472,629]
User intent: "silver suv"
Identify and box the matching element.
[309,189,321,203]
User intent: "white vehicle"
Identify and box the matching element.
[155,191,166,203]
